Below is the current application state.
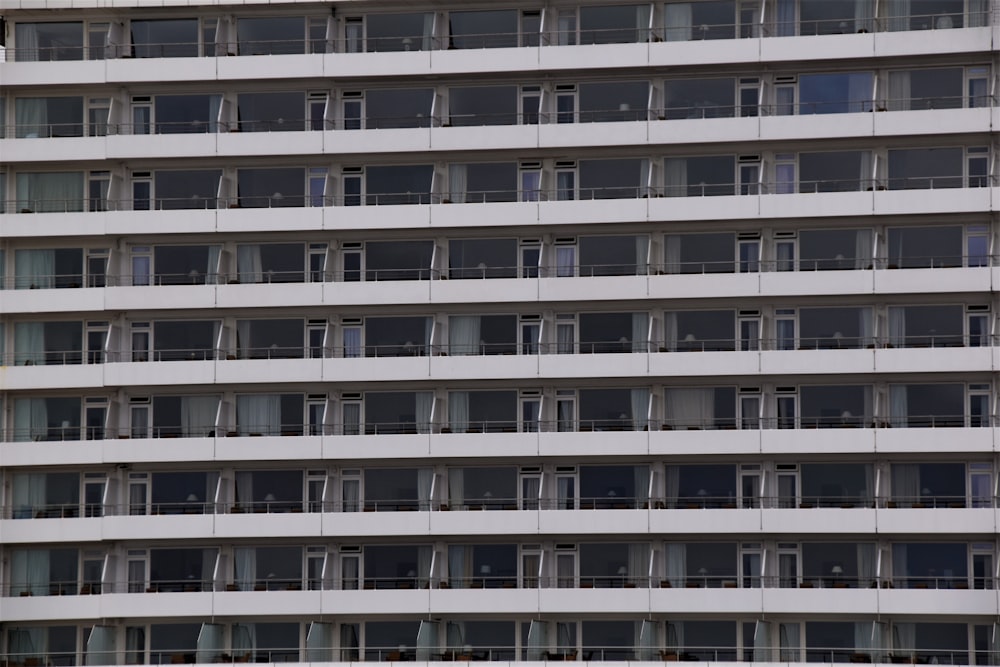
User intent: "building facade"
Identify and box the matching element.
[0,0,998,664]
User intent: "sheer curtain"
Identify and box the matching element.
[421,14,435,50]
[231,624,257,662]
[664,312,678,350]
[15,24,41,62]
[969,0,989,27]
[449,316,481,355]
[630,389,649,431]
[638,621,657,661]
[305,622,334,662]
[666,623,684,654]
[86,626,117,666]
[14,398,48,442]
[857,544,876,588]
[206,246,222,285]
[236,320,252,358]
[888,308,905,347]
[664,3,693,41]
[859,309,874,348]
[13,473,46,519]
[635,236,650,275]
[417,469,433,510]
[886,0,911,32]
[235,472,253,510]
[237,245,263,283]
[416,622,438,662]
[855,230,874,270]
[631,313,649,353]
[664,159,687,196]
[888,385,908,428]
[854,0,874,32]
[776,0,796,36]
[666,388,714,429]
[888,71,912,111]
[893,623,915,657]
[15,249,55,290]
[237,394,281,435]
[196,624,225,664]
[181,396,217,437]
[448,545,467,588]
[17,173,84,213]
[526,621,548,661]
[208,96,223,134]
[15,322,44,365]
[448,165,468,204]
[892,465,919,509]
[635,5,652,40]
[15,99,47,138]
[753,621,772,663]
[627,544,649,586]
[664,237,681,274]
[858,152,873,191]
[665,543,686,587]
[779,624,800,661]
[234,548,257,591]
[415,391,433,434]
[634,466,650,508]
[449,392,470,433]
[448,468,465,509]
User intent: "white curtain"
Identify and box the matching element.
[415,391,433,434]
[889,385,908,428]
[15,249,55,290]
[416,622,438,661]
[13,473,46,519]
[449,316,481,355]
[237,394,281,436]
[208,96,222,134]
[15,24,41,62]
[665,3,693,41]
[666,543,686,587]
[236,320,252,358]
[666,623,684,653]
[15,322,44,366]
[888,71,912,111]
[231,624,257,662]
[306,622,334,662]
[557,476,574,508]
[638,620,658,661]
[421,14,435,50]
[16,548,50,595]
[417,545,432,588]
[448,165,468,204]
[635,235,650,275]
[664,236,681,275]
[450,392,470,432]
[196,624,225,664]
[556,247,576,277]
[628,544,649,586]
[526,621,548,661]
[892,465,920,507]
[779,623,800,661]
[86,626,116,666]
[206,246,221,285]
[639,160,650,197]
[664,159,687,197]
[631,313,649,353]
[234,547,257,591]
[854,0,874,32]
[418,469,433,510]
[631,389,649,431]
[424,318,433,355]
[448,468,465,508]
[887,0,911,32]
[754,621,773,663]
[343,327,362,358]
[634,465,650,507]
[522,475,540,508]
[557,322,575,353]
[237,245,263,283]
[446,622,465,651]
[14,398,48,442]
[888,308,905,347]
[666,388,714,429]
[893,623,916,656]
[859,309,874,348]
[855,229,874,270]
[17,172,84,213]
[857,544,876,588]
[636,4,652,39]
[181,396,217,437]
[664,312,678,350]
[776,0,796,35]
[969,0,989,27]
[15,98,47,138]
[449,545,467,588]
[859,151,873,191]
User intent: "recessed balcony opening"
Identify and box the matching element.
[236,243,306,283]
[13,397,81,442]
[577,312,648,353]
[893,0,967,31]
[800,463,874,507]
[888,305,965,348]
[151,171,222,211]
[799,229,873,270]
[364,622,420,662]
[151,246,219,285]
[798,150,869,192]
[15,172,84,213]
[799,385,871,428]
[582,621,639,661]
[890,462,966,508]
[886,225,964,269]
[14,248,83,289]
[150,395,219,438]
[11,472,80,519]
[666,464,736,508]
[362,392,432,434]
[446,467,517,510]
[889,68,964,111]
[235,394,303,437]
[579,159,646,199]
[446,621,516,661]
[149,624,201,667]
[446,163,517,203]
[664,78,737,119]
[14,321,82,365]
[448,390,517,433]
[364,13,434,53]
[888,383,966,427]
[889,148,966,189]
[237,92,306,132]
[152,320,218,361]
[363,468,429,511]
[581,465,649,509]
[896,623,969,664]
[237,168,305,208]
[365,316,431,357]
[364,240,433,281]
[152,94,220,134]
[892,543,967,589]
[798,0,873,36]
[579,235,648,276]
[663,233,736,273]
[797,308,873,349]
[665,2,739,41]
[131,19,199,58]
[664,542,737,588]
[448,10,518,49]
[578,388,650,431]
[231,623,300,663]
[447,315,517,355]
[364,165,433,205]
[14,97,83,138]
[801,542,875,588]
[664,310,735,352]
[237,17,305,55]
[15,22,84,61]
[664,387,736,430]
[9,547,78,596]
[236,319,304,360]
[149,471,218,514]
[363,89,434,129]
[581,5,652,44]
[665,156,735,197]
[148,548,217,592]
[448,239,517,279]
[794,73,874,114]
[804,622,860,663]
[448,544,517,588]
[234,470,303,513]
[580,543,650,587]
[364,545,430,589]
[666,621,737,661]
[233,546,302,591]
[8,625,77,666]
[448,87,518,127]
